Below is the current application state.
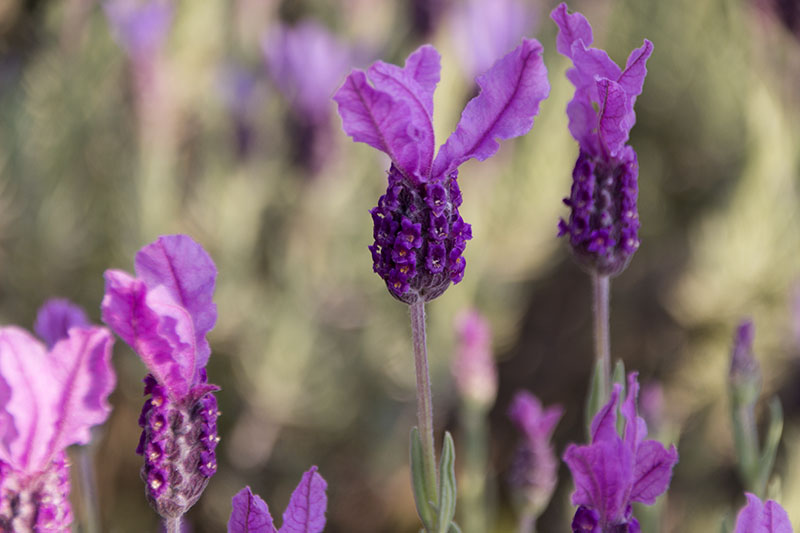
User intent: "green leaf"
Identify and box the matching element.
[585,358,603,439]
[448,522,462,533]
[410,427,436,531]
[436,432,458,533]
[756,397,783,497]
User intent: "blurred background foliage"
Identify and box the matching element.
[0,0,799,531]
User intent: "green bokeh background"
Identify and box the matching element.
[1,0,799,531]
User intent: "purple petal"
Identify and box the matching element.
[46,327,116,461]
[334,70,424,179]
[564,439,634,524]
[590,384,621,444]
[101,270,194,398]
[279,466,328,533]
[509,390,563,441]
[399,45,441,115]
[34,298,90,348]
[621,372,648,450]
[570,43,622,91]
[596,78,633,156]
[630,441,678,504]
[0,327,57,472]
[134,235,218,371]
[551,2,593,58]
[104,0,172,59]
[228,486,276,533]
[432,38,550,179]
[617,40,654,101]
[735,493,794,533]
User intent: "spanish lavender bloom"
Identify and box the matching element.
[734,493,793,533]
[451,0,537,80]
[101,234,220,522]
[452,310,497,407]
[0,301,115,531]
[334,40,550,303]
[508,391,563,520]
[552,3,653,277]
[563,372,678,533]
[228,467,328,533]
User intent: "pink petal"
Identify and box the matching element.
[279,466,328,533]
[432,38,550,179]
[134,234,217,371]
[228,486,276,533]
[333,70,424,179]
[630,441,678,504]
[551,2,593,58]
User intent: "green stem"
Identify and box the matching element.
[518,511,536,533]
[78,445,99,533]
[459,405,489,533]
[592,273,611,405]
[410,300,439,509]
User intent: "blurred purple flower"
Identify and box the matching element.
[219,65,262,159]
[552,3,653,277]
[34,297,90,349]
[104,0,172,60]
[734,493,793,533]
[508,391,563,517]
[228,467,328,533]
[452,310,497,407]
[730,319,759,386]
[638,382,664,435]
[0,301,115,531]
[334,40,549,303]
[563,372,678,533]
[101,234,220,521]
[451,0,537,80]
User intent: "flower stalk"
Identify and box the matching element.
[592,273,611,408]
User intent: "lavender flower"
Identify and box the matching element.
[552,3,653,276]
[0,301,116,531]
[734,493,793,533]
[101,234,220,523]
[104,0,172,61]
[228,467,328,533]
[334,40,550,303]
[563,372,678,533]
[508,391,563,522]
[451,0,537,80]
[452,310,497,408]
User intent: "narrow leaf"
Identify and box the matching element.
[436,432,457,533]
[410,427,436,531]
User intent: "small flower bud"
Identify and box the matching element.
[451,310,497,408]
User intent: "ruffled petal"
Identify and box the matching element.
[617,40,654,102]
[590,383,621,444]
[228,486,276,533]
[551,2,593,58]
[45,327,116,462]
[279,466,328,533]
[0,327,58,472]
[101,270,193,398]
[333,70,423,179]
[596,77,634,156]
[621,372,648,450]
[134,234,217,371]
[630,441,678,505]
[399,45,441,115]
[432,38,550,179]
[34,299,90,349]
[735,494,793,533]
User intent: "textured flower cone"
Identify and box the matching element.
[369,165,471,303]
[508,439,559,517]
[0,452,73,532]
[137,375,220,519]
[559,147,640,277]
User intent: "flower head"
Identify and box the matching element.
[552,3,653,276]
[563,373,678,532]
[228,467,328,533]
[452,310,497,407]
[101,234,220,519]
[335,40,550,303]
[0,300,115,531]
[508,391,563,518]
[734,493,793,533]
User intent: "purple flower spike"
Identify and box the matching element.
[228,467,328,533]
[0,314,116,531]
[452,310,497,407]
[102,234,220,520]
[34,298,90,348]
[734,493,793,533]
[563,372,678,532]
[335,40,549,303]
[552,3,653,277]
[508,391,563,517]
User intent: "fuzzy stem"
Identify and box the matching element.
[410,300,439,508]
[78,445,99,533]
[518,511,536,533]
[165,516,182,533]
[592,273,611,405]
[459,404,490,533]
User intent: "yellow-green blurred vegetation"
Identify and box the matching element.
[1,0,799,531]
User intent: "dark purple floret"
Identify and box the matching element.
[558,146,640,276]
[137,374,221,519]
[369,165,471,303]
[572,506,600,532]
[0,452,73,531]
